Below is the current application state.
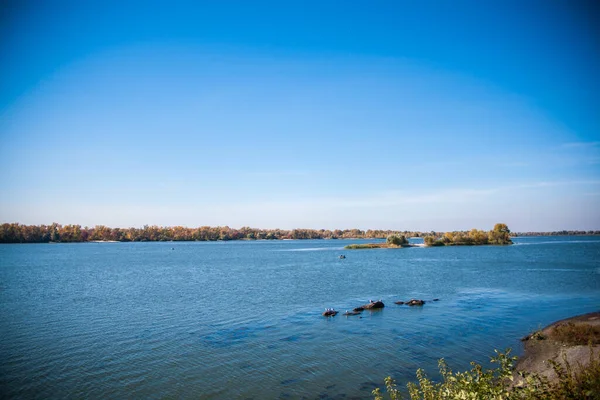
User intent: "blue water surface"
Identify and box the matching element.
[1,236,599,399]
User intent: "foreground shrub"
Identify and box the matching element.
[373,346,600,399]
[372,350,516,400]
[542,347,600,399]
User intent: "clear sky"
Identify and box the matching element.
[1,0,599,231]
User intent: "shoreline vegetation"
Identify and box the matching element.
[0,222,597,244]
[374,312,600,400]
[345,234,417,249]
[346,224,513,249]
[423,223,513,246]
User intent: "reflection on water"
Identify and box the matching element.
[0,236,599,398]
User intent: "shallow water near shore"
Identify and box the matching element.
[1,236,599,399]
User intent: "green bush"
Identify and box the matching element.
[423,236,445,246]
[373,350,516,400]
[387,235,408,246]
[373,347,600,400]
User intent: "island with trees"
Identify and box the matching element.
[422,223,513,246]
[345,223,513,249]
[345,234,413,249]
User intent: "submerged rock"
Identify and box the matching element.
[353,307,364,312]
[343,310,361,316]
[406,299,425,306]
[322,309,338,317]
[394,301,405,305]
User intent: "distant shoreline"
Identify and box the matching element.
[0,222,598,244]
[3,235,598,245]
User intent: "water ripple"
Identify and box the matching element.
[1,238,599,398]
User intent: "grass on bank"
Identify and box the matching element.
[345,243,387,249]
[345,234,410,249]
[373,347,600,400]
[344,243,411,249]
[553,322,600,346]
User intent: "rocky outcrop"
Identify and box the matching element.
[322,309,338,317]
[363,300,385,309]
[395,298,439,305]
[353,307,364,312]
[515,312,600,385]
[343,310,361,316]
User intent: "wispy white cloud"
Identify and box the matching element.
[585,157,600,165]
[514,180,600,189]
[499,161,529,167]
[561,141,600,149]
[208,180,600,213]
[3,179,599,230]
[243,170,310,178]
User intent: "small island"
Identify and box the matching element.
[424,223,513,246]
[345,234,415,249]
[345,223,513,249]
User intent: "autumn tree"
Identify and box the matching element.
[488,223,512,245]
[386,234,408,246]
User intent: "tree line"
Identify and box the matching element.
[0,223,430,243]
[513,230,600,236]
[1,222,596,244]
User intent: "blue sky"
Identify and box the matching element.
[1,1,599,231]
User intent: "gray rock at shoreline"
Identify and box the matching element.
[514,311,600,385]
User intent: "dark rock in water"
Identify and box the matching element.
[343,310,361,316]
[322,310,338,317]
[406,299,425,306]
[353,307,364,312]
[363,300,385,309]
[432,298,440,301]
[359,381,379,391]
[339,255,346,259]
[394,301,405,305]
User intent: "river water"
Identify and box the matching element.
[1,236,599,399]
